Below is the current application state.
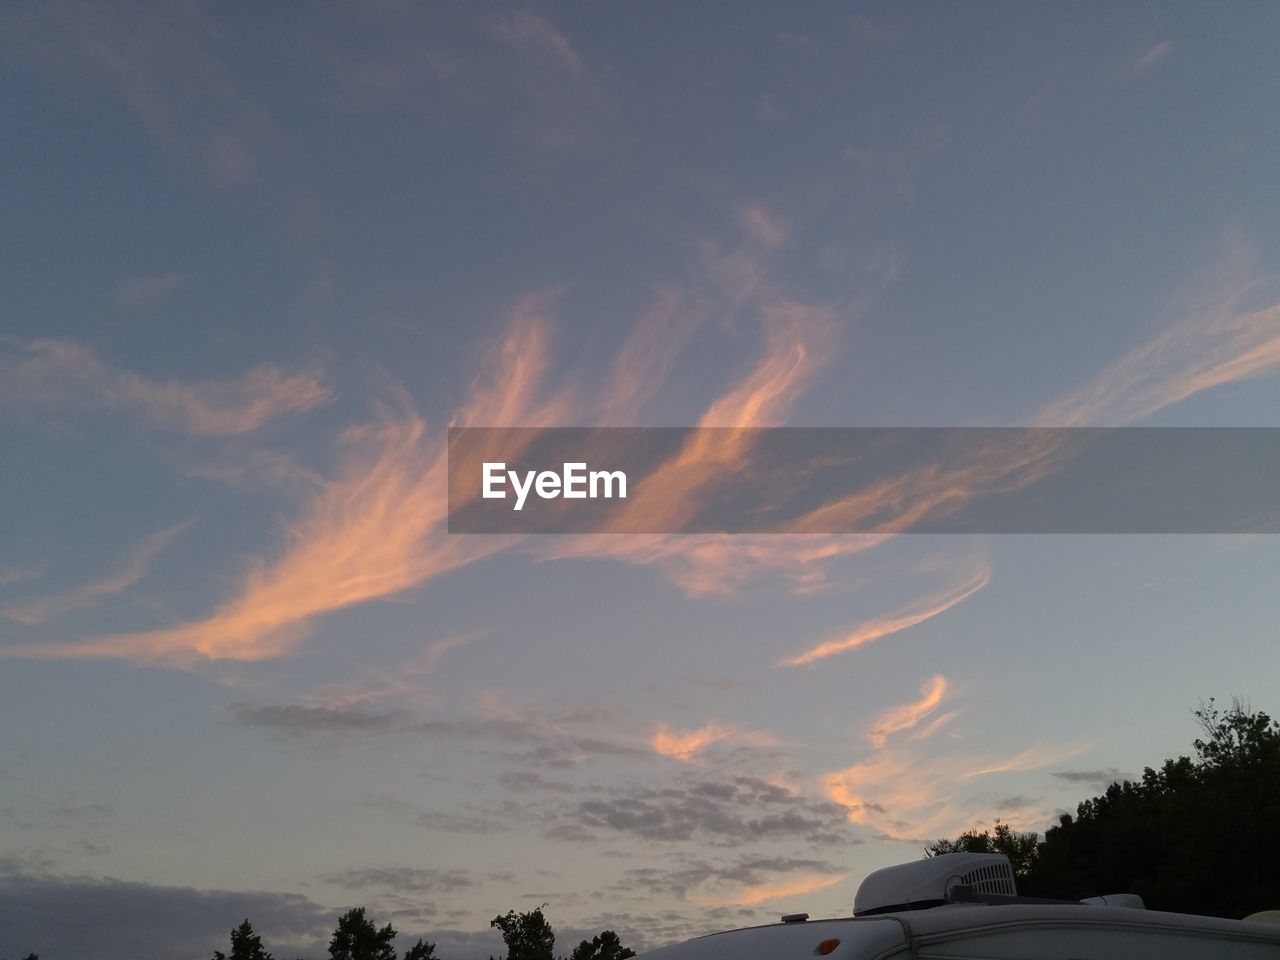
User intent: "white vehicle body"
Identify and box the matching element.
[640,854,1280,960]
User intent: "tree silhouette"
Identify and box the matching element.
[929,699,1280,917]
[402,939,436,960]
[926,820,1039,879]
[213,919,274,960]
[569,930,636,960]
[490,905,554,960]
[329,907,397,960]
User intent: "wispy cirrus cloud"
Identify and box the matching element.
[866,675,948,748]
[2,2,281,184]
[4,521,190,625]
[779,559,990,667]
[487,11,583,79]
[1,298,568,665]
[1040,236,1280,426]
[112,271,187,308]
[651,723,779,763]
[823,738,1082,842]
[0,340,330,436]
[687,870,846,907]
[1134,40,1174,73]
[817,672,1085,842]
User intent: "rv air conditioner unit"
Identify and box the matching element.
[853,852,1017,915]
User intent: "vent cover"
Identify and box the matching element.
[853,853,1016,915]
[956,857,1017,897]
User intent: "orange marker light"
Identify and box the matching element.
[816,939,840,955]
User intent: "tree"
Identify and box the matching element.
[329,907,397,960]
[490,905,555,960]
[930,699,1280,917]
[569,930,636,960]
[926,820,1040,880]
[213,919,274,960]
[402,939,436,960]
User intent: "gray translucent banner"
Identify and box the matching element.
[447,427,1280,534]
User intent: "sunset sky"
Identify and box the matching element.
[4,4,1280,959]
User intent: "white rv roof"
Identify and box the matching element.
[639,903,1280,960]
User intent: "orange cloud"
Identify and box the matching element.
[867,675,948,748]
[1,301,567,665]
[964,743,1084,779]
[1041,237,1280,426]
[823,738,1084,843]
[4,521,190,625]
[688,872,847,907]
[601,302,833,534]
[779,561,990,667]
[599,286,698,423]
[651,722,735,762]
[650,722,778,762]
[0,339,330,435]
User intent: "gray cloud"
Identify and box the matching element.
[232,702,416,733]
[561,776,855,846]
[417,810,511,835]
[1051,768,1132,792]
[0,869,332,960]
[320,867,474,894]
[233,701,644,766]
[605,855,846,909]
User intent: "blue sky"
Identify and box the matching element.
[3,3,1280,959]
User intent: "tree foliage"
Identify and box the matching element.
[490,905,555,960]
[402,940,436,960]
[926,820,1039,880]
[569,930,636,960]
[928,699,1280,917]
[213,919,274,960]
[328,907,397,960]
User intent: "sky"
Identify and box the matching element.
[3,2,1280,958]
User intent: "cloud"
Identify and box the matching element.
[599,286,699,423]
[1134,40,1174,73]
[112,271,187,307]
[360,794,512,836]
[233,696,648,774]
[651,723,779,763]
[0,562,45,586]
[564,776,855,846]
[738,205,791,249]
[866,675,948,748]
[1,297,568,664]
[0,339,330,435]
[2,3,283,184]
[5,521,190,625]
[318,867,473,894]
[487,11,583,78]
[965,744,1085,779]
[232,702,417,734]
[1051,767,1133,792]
[613,856,847,908]
[780,561,990,666]
[0,867,333,960]
[1040,236,1280,426]
[823,740,1083,842]
[687,870,845,908]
